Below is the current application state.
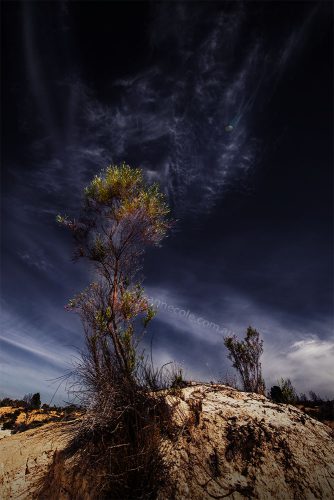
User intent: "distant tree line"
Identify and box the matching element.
[0,392,41,410]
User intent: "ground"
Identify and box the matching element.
[0,385,333,499]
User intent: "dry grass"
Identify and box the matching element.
[37,356,181,499]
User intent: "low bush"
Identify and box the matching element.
[39,360,176,499]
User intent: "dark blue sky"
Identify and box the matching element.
[1,1,333,403]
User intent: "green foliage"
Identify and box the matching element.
[224,326,265,394]
[91,236,106,261]
[170,368,185,389]
[82,165,170,233]
[53,165,176,498]
[56,214,68,224]
[58,163,172,380]
[277,378,297,404]
[143,305,156,328]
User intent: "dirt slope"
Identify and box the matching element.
[161,384,334,499]
[0,421,75,499]
[1,385,333,499]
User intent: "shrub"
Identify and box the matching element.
[31,392,41,409]
[277,378,297,404]
[57,164,172,382]
[2,409,20,430]
[309,391,323,403]
[319,400,334,421]
[0,397,14,407]
[270,385,284,403]
[224,326,265,394]
[22,392,41,410]
[53,164,174,497]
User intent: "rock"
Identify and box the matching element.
[0,385,333,499]
[160,384,334,499]
[0,421,74,499]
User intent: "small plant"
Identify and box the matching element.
[0,397,14,407]
[298,393,307,403]
[170,367,186,389]
[22,392,41,410]
[270,385,284,403]
[319,400,334,421]
[23,393,33,409]
[277,378,297,404]
[31,392,41,409]
[309,391,323,403]
[1,409,20,430]
[224,326,265,394]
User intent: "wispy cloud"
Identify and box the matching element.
[2,2,327,401]
[17,249,53,272]
[264,337,334,397]
[0,306,77,403]
[0,307,75,368]
[12,2,320,221]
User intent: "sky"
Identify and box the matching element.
[1,1,333,403]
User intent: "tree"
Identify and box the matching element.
[277,378,297,404]
[56,164,173,497]
[0,397,14,407]
[31,392,41,409]
[224,326,265,394]
[23,393,33,409]
[23,392,41,409]
[309,390,322,403]
[270,385,284,403]
[57,163,172,385]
